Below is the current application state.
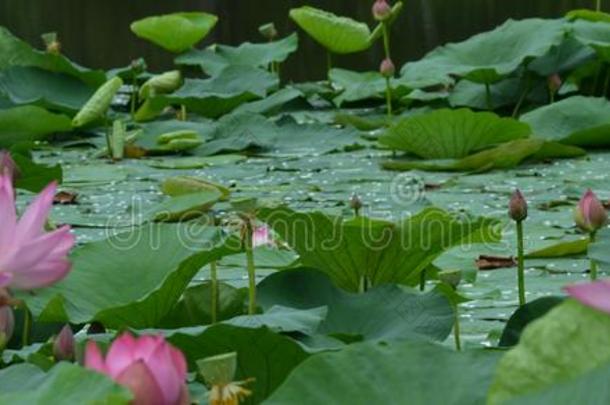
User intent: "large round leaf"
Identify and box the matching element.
[289,6,373,54]
[0,106,72,147]
[258,206,500,292]
[0,363,131,404]
[265,340,501,405]
[401,18,566,85]
[130,12,218,53]
[488,299,610,404]
[572,19,610,61]
[258,268,455,343]
[380,108,531,158]
[520,96,610,146]
[20,224,239,329]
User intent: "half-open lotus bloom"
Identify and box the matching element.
[574,189,608,233]
[0,174,75,290]
[85,333,189,405]
[565,280,610,314]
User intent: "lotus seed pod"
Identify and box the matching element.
[372,0,392,21]
[574,189,608,233]
[508,189,528,222]
[380,58,396,78]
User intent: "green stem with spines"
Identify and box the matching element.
[210,261,218,323]
[382,23,391,59]
[590,231,598,280]
[516,220,526,306]
[245,220,257,315]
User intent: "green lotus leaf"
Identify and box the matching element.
[0,105,72,147]
[488,299,610,404]
[401,19,566,85]
[380,108,531,158]
[130,12,218,53]
[289,5,402,54]
[520,96,610,146]
[571,19,610,61]
[567,9,610,23]
[258,206,500,292]
[266,339,501,405]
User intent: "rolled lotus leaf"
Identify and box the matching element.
[72,76,123,127]
[161,176,231,201]
[139,70,182,99]
[156,129,199,145]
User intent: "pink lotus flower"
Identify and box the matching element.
[253,225,272,248]
[565,280,610,314]
[574,189,608,233]
[0,174,74,290]
[0,150,18,180]
[85,333,189,405]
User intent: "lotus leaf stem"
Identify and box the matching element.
[210,261,218,323]
[603,66,610,96]
[590,231,598,280]
[22,306,31,347]
[597,0,602,12]
[454,305,462,351]
[512,74,532,117]
[385,77,393,118]
[245,220,257,315]
[326,52,333,76]
[419,269,426,291]
[485,83,492,111]
[516,220,526,306]
[382,23,391,59]
[104,118,113,159]
[130,74,138,120]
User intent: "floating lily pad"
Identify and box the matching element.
[130,12,218,53]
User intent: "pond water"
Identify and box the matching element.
[0,0,595,80]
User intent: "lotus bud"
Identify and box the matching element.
[259,23,278,41]
[350,193,363,216]
[0,150,18,181]
[0,305,14,350]
[508,189,528,222]
[380,58,396,78]
[41,32,61,55]
[548,74,562,93]
[372,0,392,21]
[574,189,608,233]
[130,58,147,75]
[53,324,75,361]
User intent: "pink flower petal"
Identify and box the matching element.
[115,361,166,405]
[106,333,138,378]
[145,341,185,404]
[0,273,12,289]
[85,341,108,374]
[565,280,610,314]
[0,174,16,248]
[15,181,56,243]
